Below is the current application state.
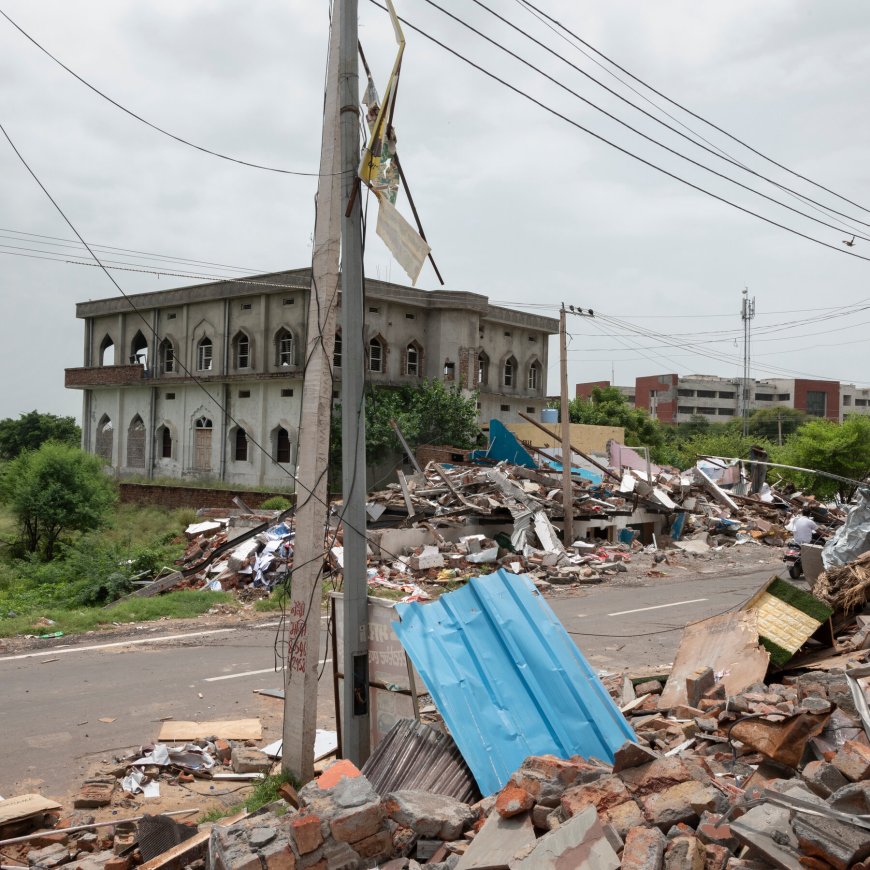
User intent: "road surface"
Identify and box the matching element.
[0,562,782,801]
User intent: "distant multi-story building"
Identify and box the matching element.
[576,374,866,424]
[65,268,558,488]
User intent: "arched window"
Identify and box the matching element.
[130,330,148,366]
[478,351,489,386]
[158,425,172,459]
[333,330,342,369]
[276,328,295,367]
[275,427,292,464]
[127,415,146,467]
[232,331,251,370]
[96,415,113,462]
[159,339,175,374]
[405,341,423,377]
[99,335,114,367]
[193,417,213,471]
[528,360,542,391]
[368,337,385,373]
[503,355,517,388]
[197,337,213,371]
[233,427,249,462]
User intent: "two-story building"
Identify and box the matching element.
[65,268,557,489]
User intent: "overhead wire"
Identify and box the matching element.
[365,0,870,263]
[460,0,870,237]
[0,8,347,178]
[515,0,870,218]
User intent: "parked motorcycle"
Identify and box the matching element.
[783,539,803,579]
[782,533,823,579]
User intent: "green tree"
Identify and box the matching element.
[330,381,481,479]
[0,443,117,559]
[669,429,774,471]
[775,416,870,498]
[565,386,663,447]
[746,407,807,443]
[0,410,80,459]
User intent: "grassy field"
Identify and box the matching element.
[0,502,230,637]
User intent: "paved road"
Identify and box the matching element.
[549,563,783,675]
[1,562,782,801]
[0,619,335,801]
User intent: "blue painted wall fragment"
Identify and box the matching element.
[393,569,635,795]
[473,419,537,468]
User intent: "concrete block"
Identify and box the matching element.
[801,760,849,798]
[640,781,721,831]
[330,801,385,845]
[231,747,272,774]
[384,791,473,841]
[664,836,706,870]
[793,812,870,870]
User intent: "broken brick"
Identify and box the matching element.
[831,739,870,783]
[561,775,632,817]
[291,814,323,855]
[664,836,706,870]
[495,783,534,818]
[641,781,722,831]
[622,825,666,870]
[801,760,849,798]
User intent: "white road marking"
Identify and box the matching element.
[0,628,237,663]
[608,598,708,617]
[204,658,332,682]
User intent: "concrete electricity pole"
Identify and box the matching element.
[559,304,574,548]
[282,4,342,782]
[741,288,755,437]
[338,0,371,766]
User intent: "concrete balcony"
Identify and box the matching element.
[65,364,146,388]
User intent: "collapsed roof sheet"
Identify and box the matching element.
[393,569,634,795]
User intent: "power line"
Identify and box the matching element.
[0,8,345,178]
[516,0,870,218]
[0,227,267,273]
[365,0,870,263]
[461,0,870,237]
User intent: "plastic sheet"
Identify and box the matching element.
[823,487,870,570]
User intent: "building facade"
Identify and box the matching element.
[577,374,854,424]
[65,269,557,488]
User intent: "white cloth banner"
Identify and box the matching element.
[376,196,430,285]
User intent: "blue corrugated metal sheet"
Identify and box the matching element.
[393,570,634,795]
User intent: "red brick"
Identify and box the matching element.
[316,759,361,790]
[495,784,534,818]
[704,844,730,870]
[353,829,393,861]
[831,739,870,782]
[103,858,130,870]
[621,825,666,870]
[291,815,323,855]
[561,775,631,817]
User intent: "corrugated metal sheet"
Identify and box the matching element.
[393,569,635,796]
[360,718,479,803]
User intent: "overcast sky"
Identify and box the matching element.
[2,0,870,422]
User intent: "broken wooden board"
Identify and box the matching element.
[0,794,62,827]
[658,610,769,710]
[158,719,262,742]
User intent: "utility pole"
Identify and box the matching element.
[559,304,574,548]
[339,0,370,766]
[282,4,342,782]
[741,288,755,437]
[777,412,783,446]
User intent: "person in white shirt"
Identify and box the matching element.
[787,509,819,544]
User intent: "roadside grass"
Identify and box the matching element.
[0,590,235,637]
[196,771,297,825]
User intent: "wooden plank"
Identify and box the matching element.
[158,719,262,742]
[397,471,415,517]
[0,794,61,826]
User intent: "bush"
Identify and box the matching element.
[261,496,292,511]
